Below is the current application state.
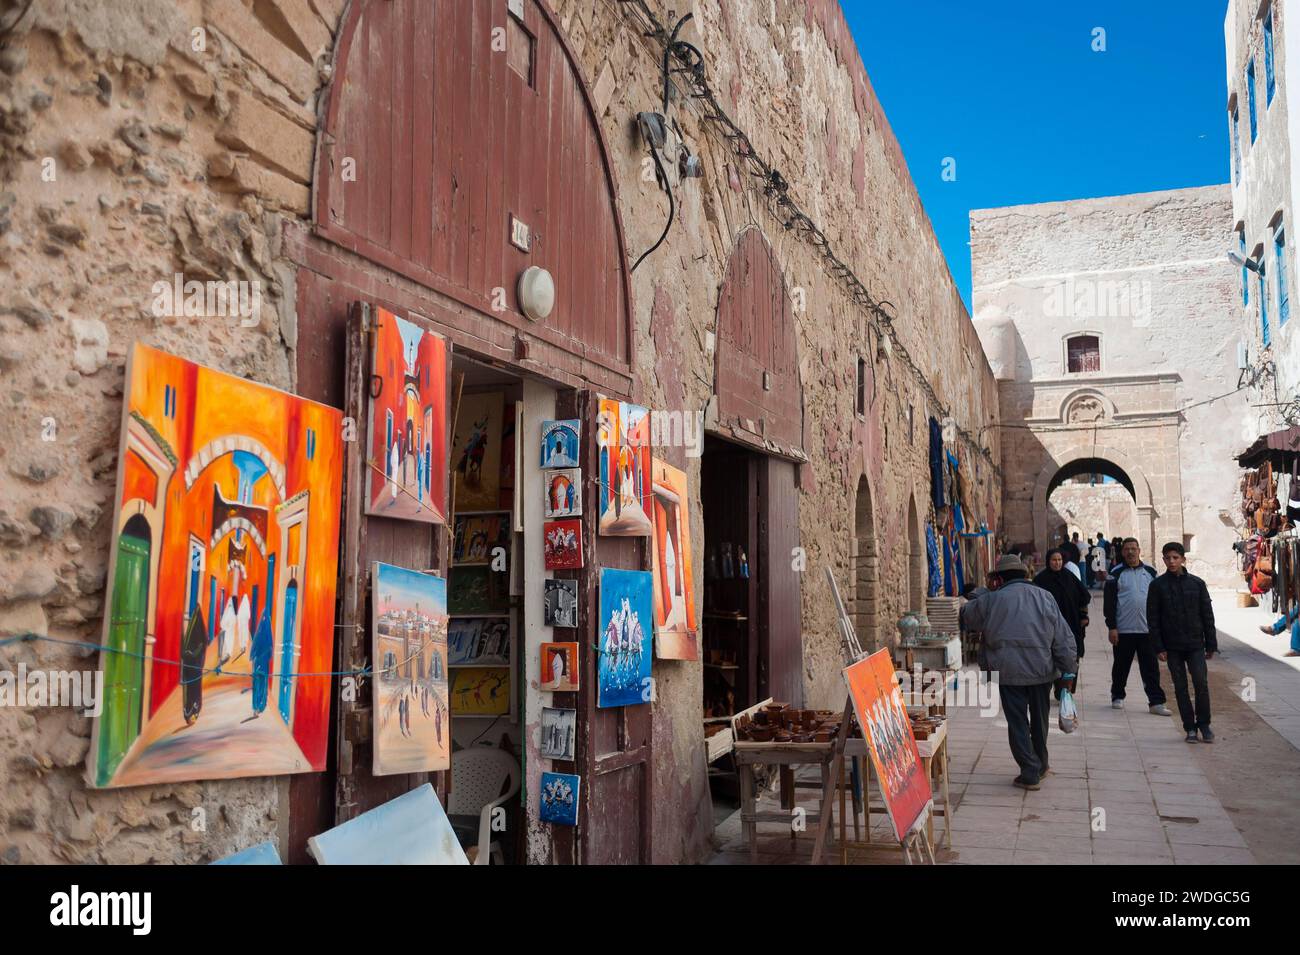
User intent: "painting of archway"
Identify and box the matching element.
[88,343,343,788]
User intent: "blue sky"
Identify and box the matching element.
[844,0,1231,309]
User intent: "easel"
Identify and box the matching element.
[810,567,937,865]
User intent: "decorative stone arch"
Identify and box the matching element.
[183,435,286,500]
[1056,387,1117,424]
[1032,443,1155,557]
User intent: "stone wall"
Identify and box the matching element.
[0,0,1001,865]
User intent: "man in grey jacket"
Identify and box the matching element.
[962,553,1079,790]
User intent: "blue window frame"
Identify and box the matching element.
[1248,59,1258,143]
[1232,107,1241,184]
[1277,223,1290,325]
[1261,268,1271,346]
[1241,231,1250,305]
[1266,10,1276,105]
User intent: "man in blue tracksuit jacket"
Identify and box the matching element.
[1103,537,1170,714]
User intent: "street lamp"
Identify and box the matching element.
[1228,249,1264,275]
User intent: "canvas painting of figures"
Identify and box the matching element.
[447,617,511,666]
[597,399,653,536]
[452,391,504,511]
[543,519,583,570]
[371,563,449,776]
[543,579,578,628]
[651,459,698,660]
[543,468,582,518]
[540,707,576,760]
[539,771,580,826]
[597,568,653,708]
[540,419,580,468]
[366,308,448,524]
[452,512,511,565]
[88,343,343,788]
[540,642,579,692]
[450,666,512,717]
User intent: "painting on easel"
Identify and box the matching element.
[366,308,448,524]
[843,649,931,843]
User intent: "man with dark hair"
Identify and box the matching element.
[1103,538,1171,715]
[962,553,1078,790]
[1147,541,1217,743]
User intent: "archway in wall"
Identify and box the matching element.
[852,478,879,652]
[1034,450,1154,560]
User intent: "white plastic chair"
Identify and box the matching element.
[449,745,521,865]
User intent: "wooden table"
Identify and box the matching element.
[844,718,951,852]
[732,741,837,864]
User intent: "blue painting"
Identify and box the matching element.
[540,419,580,469]
[307,783,467,864]
[597,568,653,708]
[539,771,580,826]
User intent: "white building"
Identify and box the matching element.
[1226,0,1300,420]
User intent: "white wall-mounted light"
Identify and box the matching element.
[518,266,555,322]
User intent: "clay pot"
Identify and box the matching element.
[750,726,774,742]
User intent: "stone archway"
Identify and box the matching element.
[1032,444,1156,558]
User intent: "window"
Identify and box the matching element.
[1248,59,1258,143]
[1277,222,1290,325]
[1066,335,1101,373]
[507,13,536,87]
[1261,267,1271,346]
[1232,107,1241,184]
[1266,9,1276,105]
[856,357,866,415]
[1241,230,1250,305]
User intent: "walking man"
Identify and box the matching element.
[1103,538,1171,715]
[1147,542,1217,743]
[962,554,1078,790]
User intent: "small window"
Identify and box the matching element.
[1277,222,1290,325]
[1241,230,1250,305]
[907,403,915,444]
[1265,9,1276,105]
[1260,266,1271,346]
[1066,335,1101,373]
[507,13,535,87]
[855,357,866,415]
[1248,58,1258,143]
[1231,107,1241,185]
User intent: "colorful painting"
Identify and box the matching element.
[88,343,342,789]
[371,563,448,776]
[447,617,511,666]
[651,459,698,661]
[543,519,583,570]
[366,308,448,524]
[540,642,579,692]
[597,568,653,708]
[544,579,578,628]
[450,666,512,717]
[448,565,510,615]
[539,771,580,826]
[540,419,580,468]
[843,649,932,843]
[453,512,511,565]
[540,706,576,760]
[597,399,652,536]
[452,391,504,511]
[308,783,468,865]
[543,468,582,518]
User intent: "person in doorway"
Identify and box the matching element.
[1096,531,1110,571]
[962,554,1078,790]
[1103,538,1171,715]
[1147,541,1217,743]
[1033,548,1091,699]
[1259,605,1300,657]
[1083,538,1096,587]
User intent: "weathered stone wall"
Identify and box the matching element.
[972,186,1244,586]
[0,0,1001,865]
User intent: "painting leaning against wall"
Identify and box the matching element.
[87,343,343,788]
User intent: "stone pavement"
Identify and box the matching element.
[709,597,1300,864]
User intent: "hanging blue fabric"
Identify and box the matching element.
[929,417,946,511]
[925,524,943,598]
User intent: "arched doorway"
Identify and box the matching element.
[852,477,879,651]
[98,513,152,786]
[907,493,925,613]
[1033,447,1157,559]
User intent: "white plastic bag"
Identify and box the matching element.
[1058,688,1079,734]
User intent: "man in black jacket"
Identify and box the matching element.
[1146,541,1218,743]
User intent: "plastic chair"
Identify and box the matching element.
[449,745,521,865]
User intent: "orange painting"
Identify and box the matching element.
[651,459,697,660]
[366,308,448,523]
[88,343,343,788]
[843,649,932,843]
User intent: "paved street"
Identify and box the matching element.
[710,594,1300,864]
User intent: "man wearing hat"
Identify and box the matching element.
[961,553,1079,790]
